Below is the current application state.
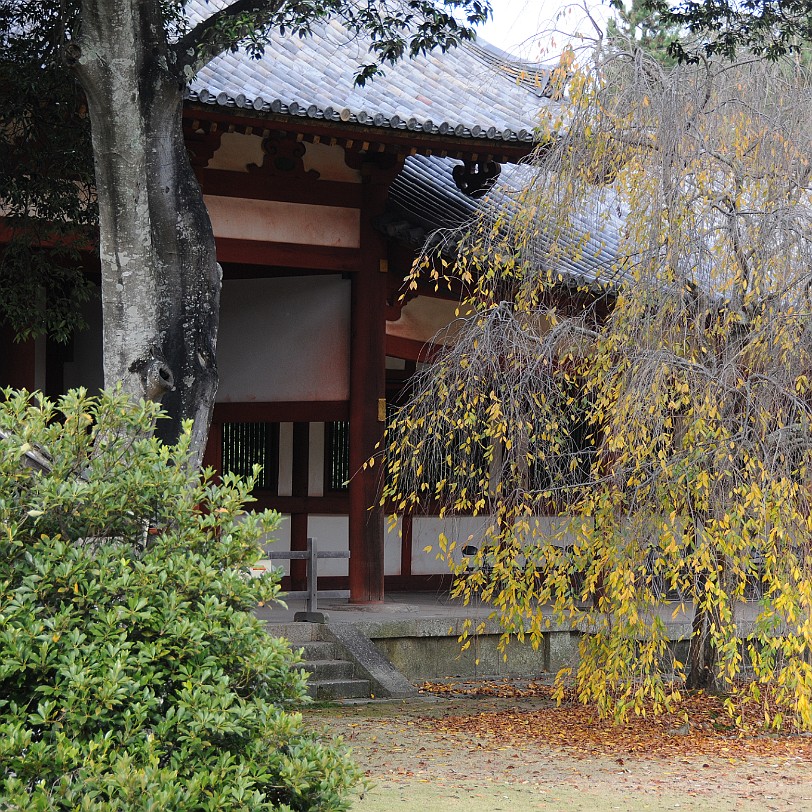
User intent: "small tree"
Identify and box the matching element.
[383,50,812,727]
[0,388,362,810]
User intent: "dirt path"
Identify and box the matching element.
[308,692,812,812]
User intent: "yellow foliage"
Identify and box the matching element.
[380,53,812,730]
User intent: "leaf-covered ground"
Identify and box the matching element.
[418,679,812,759]
[309,680,812,811]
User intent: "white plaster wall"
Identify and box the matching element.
[207,132,264,172]
[409,515,579,575]
[205,195,360,248]
[207,135,361,183]
[255,515,402,578]
[524,516,579,547]
[411,516,495,575]
[308,515,349,576]
[302,142,362,183]
[253,515,351,577]
[254,514,292,577]
[255,510,581,582]
[217,276,351,402]
[386,299,553,348]
[386,296,470,345]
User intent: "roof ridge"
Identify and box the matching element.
[466,40,553,99]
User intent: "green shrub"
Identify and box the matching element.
[0,388,363,811]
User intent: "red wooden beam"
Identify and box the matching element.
[197,168,363,208]
[291,574,457,592]
[400,513,413,578]
[251,493,349,514]
[212,400,349,423]
[384,334,442,363]
[215,236,359,271]
[220,263,346,280]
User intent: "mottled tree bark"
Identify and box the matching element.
[74,0,220,466]
[685,600,722,691]
[685,528,723,693]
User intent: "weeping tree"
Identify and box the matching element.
[382,50,812,726]
[1,0,490,465]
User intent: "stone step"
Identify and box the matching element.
[266,622,320,644]
[298,640,341,661]
[266,621,375,700]
[298,659,354,681]
[308,678,371,700]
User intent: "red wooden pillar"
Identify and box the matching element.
[400,513,413,578]
[201,419,223,478]
[290,421,309,591]
[348,162,391,603]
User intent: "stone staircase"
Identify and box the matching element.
[268,622,371,700]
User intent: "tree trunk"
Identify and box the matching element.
[74,0,220,466]
[685,540,723,693]
[685,599,722,691]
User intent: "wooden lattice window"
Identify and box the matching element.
[324,420,350,492]
[222,422,279,492]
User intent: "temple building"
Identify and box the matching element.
[2,13,614,602]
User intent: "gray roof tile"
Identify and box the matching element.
[182,5,618,289]
[386,155,625,289]
[184,0,558,142]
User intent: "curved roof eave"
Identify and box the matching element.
[184,0,560,154]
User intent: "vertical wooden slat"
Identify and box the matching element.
[324,421,350,492]
[217,422,283,492]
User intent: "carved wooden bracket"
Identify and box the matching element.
[248,133,320,180]
[185,125,223,168]
[386,285,418,321]
[344,150,402,175]
[452,159,501,198]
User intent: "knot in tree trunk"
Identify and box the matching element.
[129,351,175,402]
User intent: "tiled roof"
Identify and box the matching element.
[182,4,619,289]
[185,1,557,144]
[381,155,626,289]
